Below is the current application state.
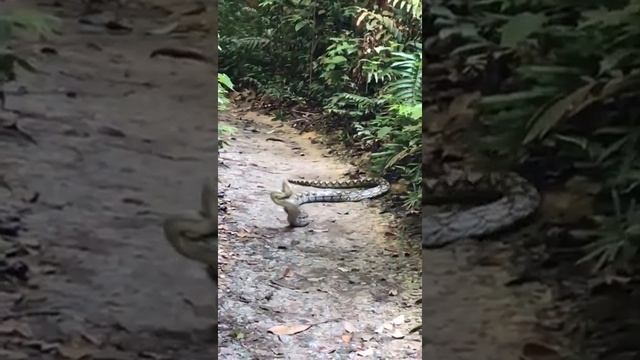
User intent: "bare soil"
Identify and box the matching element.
[217,105,563,360]
[217,108,422,359]
[0,0,216,359]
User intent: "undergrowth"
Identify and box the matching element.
[427,0,640,276]
[218,0,422,212]
[0,10,58,85]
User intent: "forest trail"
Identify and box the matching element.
[0,0,216,358]
[422,237,557,359]
[217,106,422,359]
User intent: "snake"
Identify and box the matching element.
[270,177,390,227]
[162,178,217,278]
[422,171,540,248]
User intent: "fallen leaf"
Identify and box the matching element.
[391,315,405,325]
[80,332,102,346]
[356,348,374,356]
[21,339,60,352]
[343,321,356,333]
[521,342,562,359]
[341,333,352,344]
[0,320,33,338]
[173,3,206,17]
[149,47,210,63]
[146,22,179,35]
[232,329,245,339]
[111,349,148,359]
[268,324,311,335]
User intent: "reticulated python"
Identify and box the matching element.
[422,171,540,248]
[270,172,539,248]
[162,178,217,278]
[270,177,391,226]
[164,172,537,254]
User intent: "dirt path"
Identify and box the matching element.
[422,237,558,359]
[217,107,422,358]
[1,1,215,359]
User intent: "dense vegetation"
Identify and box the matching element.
[427,0,640,272]
[218,0,422,211]
[427,1,640,356]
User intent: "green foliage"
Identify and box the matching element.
[578,190,640,272]
[218,72,233,111]
[218,123,236,149]
[0,10,59,83]
[427,0,640,269]
[219,0,422,211]
[218,39,236,149]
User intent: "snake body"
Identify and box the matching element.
[422,171,540,248]
[270,177,390,227]
[162,178,217,276]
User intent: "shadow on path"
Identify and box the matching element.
[1,0,216,358]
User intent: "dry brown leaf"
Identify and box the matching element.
[237,230,251,238]
[280,267,293,278]
[341,333,352,344]
[268,324,311,335]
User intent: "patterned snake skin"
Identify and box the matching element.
[422,171,540,248]
[162,178,217,274]
[270,178,390,226]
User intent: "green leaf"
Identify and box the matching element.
[323,55,347,64]
[294,20,308,32]
[438,23,479,40]
[579,4,640,29]
[218,73,234,90]
[429,5,455,19]
[524,82,597,144]
[376,126,393,138]
[479,88,557,107]
[598,49,637,75]
[500,12,547,47]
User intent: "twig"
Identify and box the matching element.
[266,137,285,143]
